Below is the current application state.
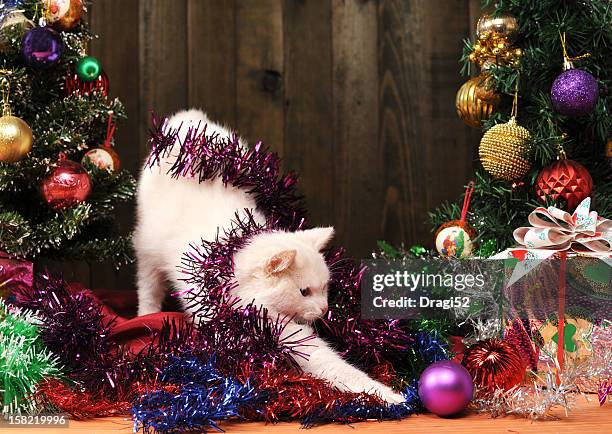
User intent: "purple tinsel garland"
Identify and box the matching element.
[147,114,306,230]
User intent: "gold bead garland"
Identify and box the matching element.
[479,117,531,181]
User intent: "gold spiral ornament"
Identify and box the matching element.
[479,117,531,181]
[456,76,499,128]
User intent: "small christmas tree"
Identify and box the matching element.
[0,1,135,265]
[431,0,611,256]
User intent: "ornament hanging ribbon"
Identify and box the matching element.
[513,197,612,254]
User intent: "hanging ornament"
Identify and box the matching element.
[44,0,83,31]
[476,13,519,41]
[418,361,474,416]
[534,152,593,211]
[0,10,34,52]
[462,338,525,393]
[65,69,109,97]
[82,113,121,171]
[76,55,101,82]
[0,76,33,163]
[456,75,499,128]
[41,153,91,210]
[435,182,476,259]
[469,13,522,69]
[550,33,598,117]
[606,139,612,169]
[22,27,64,68]
[479,81,532,181]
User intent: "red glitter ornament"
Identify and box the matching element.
[65,70,109,97]
[41,153,92,210]
[462,338,526,393]
[535,157,593,211]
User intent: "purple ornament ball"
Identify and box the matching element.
[551,69,599,117]
[22,27,64,68]
[418,360,474,416]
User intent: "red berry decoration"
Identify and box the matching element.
[41,154,92,210]
[462,338,526,393]
[535,158,593,210]
[65,70,109,97]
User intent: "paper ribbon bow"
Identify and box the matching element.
[513,197,612,255]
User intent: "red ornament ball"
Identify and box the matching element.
[41,156,91,210]
[65,70,109,97]
[462,338,525,393]
[82,146,121,172]
[535,158,593,211]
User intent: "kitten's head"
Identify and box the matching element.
[233,227,334,323]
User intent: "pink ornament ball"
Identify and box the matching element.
[418,360,474,416]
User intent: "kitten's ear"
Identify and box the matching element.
[264,249,297,275]
[302,227,335,251]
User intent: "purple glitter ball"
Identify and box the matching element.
[418,361,474,416]
[551,69,599,117]
[22,27,64,68]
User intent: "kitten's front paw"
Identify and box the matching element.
[376,386,405,405]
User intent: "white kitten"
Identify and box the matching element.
[134,109,404,404]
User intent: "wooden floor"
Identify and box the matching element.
[5,396,610,433]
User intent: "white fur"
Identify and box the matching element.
[134,109,404,404]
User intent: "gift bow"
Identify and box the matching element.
[513,197,612,254]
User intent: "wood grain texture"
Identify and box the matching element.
[332,0,380,256]
[235,0,284,153]
[283,0,334,227]
[7,395,610,433]
[139,0,188,144]
[85,0,484,289]
[378,0,475,247]
[187,0,237,126]
[89,0,142,290]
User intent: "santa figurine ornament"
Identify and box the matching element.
[435,182,476,259]
[82,113,121,172]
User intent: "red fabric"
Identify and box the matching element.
[68,282,187,353]
[109,312,187,353]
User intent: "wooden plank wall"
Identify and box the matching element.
[85,0,482,291]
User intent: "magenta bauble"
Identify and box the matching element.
[418,361,473,416]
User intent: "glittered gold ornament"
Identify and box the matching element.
[479,117,531,181]
[456,76,499,128]
[476,13,519,40]
[0,115,32,163]
[606,139,612,169]
[0,78,33,163]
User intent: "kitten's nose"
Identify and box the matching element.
[320,306,328,316]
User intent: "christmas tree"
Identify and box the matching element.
[0,1,135,265]
[430,0,611,256]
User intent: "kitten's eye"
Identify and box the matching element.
[300,288,310,297]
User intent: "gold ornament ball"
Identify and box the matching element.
[476,13,519,40]
[456,76,499,128]
[0,115,33,163]
[479,118,532,181]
